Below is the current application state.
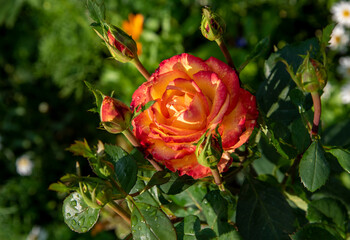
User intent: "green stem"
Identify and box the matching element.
[211,166,225,191]
[107,201,131,226]
[311,92,321,138]
[133,57,151,81]
[122,129,140,148]
[215,37,236,72]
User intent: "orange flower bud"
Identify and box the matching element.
[100,96,132,134]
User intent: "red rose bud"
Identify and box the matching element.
[200,6,226,41]
[195,132,223,169]
[100,96,132,134]
[296,52,327,93]
[94,23,138,63]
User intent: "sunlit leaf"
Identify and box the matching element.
[131,202,176,240]
[328,148,350,173]
[62,192,100,233]
[66,139,95,159]
[299,141,329,192]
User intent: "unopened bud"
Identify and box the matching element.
[195,132,223,168]
[200,6,226,41]
[296,52,327,93]
[94,23,138,63]
[100,96,132,134]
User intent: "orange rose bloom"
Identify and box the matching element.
[131,53,258,179]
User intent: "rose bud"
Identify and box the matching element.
[195,132,223,169]
[94,23,138,63]
[296,53,327,93]
[200,6,226,41]
[100,96,132,134]
[281,52,327,93]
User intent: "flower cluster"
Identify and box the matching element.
[330,1,350,51]
[328,1,350,104]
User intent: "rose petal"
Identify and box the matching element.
[220,89,258,150]
[192,71,229,126]
[150,126,204,143]
[154,53,210,78]
[149,140,195,161]
[205,57,240,112]
[130,81,152,111]
[170,94,208,130]
[149,71,191,100]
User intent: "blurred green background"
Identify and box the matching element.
[1,0,348,239]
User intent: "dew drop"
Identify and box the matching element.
[81,227,88,232]
[138,227,142,231]
[71,220,77,225]
[66,213,71,217]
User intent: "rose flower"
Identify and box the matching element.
[131,53,258,179]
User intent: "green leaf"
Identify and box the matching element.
[131,202,177,240]
[84,81,104,114]
[145,171,172,190]
[239,36,270,73]
[319,24,335,47]
[328,148,350,173]
[66,139,95,159]
[62,192,100,233]
[131,180,159,207]
[299,141,330,192]
[48,182,71,193]
[236,178,295,240]
[159,172,196,195]
[290,118,311,154]
[132,100,156,120]
[105,144,138,193]
[86,0,105,23]
[307,198,347,231]
[291,223,343,240]
[201,190,242,239]
[258,38,319,124]
[175,215,201,240]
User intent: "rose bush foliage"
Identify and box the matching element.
[131,53,258,179]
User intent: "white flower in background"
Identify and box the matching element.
[16,154,34,176]
[321,81,332,100]
[338,56,350,78]
[329,25,349,51]
[27,226,48,240]
[331,1,350,27]
[340,81,350,104]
